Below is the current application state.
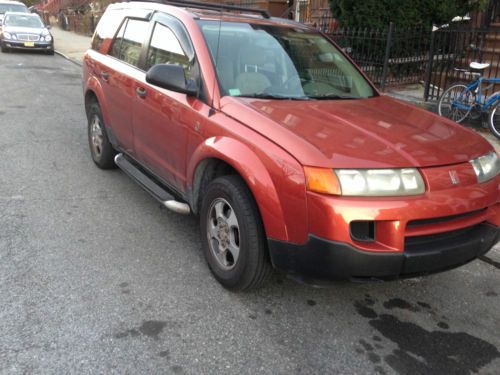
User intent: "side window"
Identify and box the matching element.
[146,23,191,79]
[108,19,127,59]
[91,9,125,52]
[108,18,149,68]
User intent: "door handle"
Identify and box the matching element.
[136,87,147,98]
[100,71,109,81]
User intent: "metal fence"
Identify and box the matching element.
[329,23,432,90]
[325,21,500,102]
[66,14,101,35]
[55,12,102,36]
[424,27,500,101]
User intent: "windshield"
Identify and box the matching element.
[0,4,28,14]
[4,14,43,28]
[197,20,375,100]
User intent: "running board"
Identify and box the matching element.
[114,153,191,215]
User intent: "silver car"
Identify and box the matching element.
[1,12,53,54]
[0,1,28,26]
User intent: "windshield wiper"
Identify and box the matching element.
[234,93,310,100]
[309,94,359,100]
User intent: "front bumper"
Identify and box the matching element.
[2,40,53,51]
[268,223,499,281]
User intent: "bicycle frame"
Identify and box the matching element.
[454,76,500,111]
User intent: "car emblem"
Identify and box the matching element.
[449,170,459,185]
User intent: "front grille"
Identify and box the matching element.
[17,34,40,41]
[407,208,486,228]
[402,222,498,275]
[405,224,481,250]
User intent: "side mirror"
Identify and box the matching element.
[145,64,197,96]
[46,25,52,30]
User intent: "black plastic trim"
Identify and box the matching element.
[115,153,187,203]
[268,223,499,282]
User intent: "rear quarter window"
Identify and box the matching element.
[91,9,126,53]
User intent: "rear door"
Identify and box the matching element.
[132,13,210,193]
[97,16,150,155]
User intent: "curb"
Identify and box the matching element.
[54,50,82,67]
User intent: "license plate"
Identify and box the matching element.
[24,42,34,47]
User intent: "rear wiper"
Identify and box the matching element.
[234,93,310,100]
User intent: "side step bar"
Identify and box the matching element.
[114,153,191,215]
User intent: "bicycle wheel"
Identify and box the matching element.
[438,83,473,123]
[488,102,500,139]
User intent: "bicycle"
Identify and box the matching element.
[437,62,500,139]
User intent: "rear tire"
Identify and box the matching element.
[200,175,273,291]
[87,101,117,169]
[438,83,473,123]
[488,104,500,139]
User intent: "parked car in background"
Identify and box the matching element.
[0,0,28,25]
[0,12,53,54]
[83,0,499,291]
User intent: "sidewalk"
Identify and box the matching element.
[386,83,434,110]
[51,27,499,151]
[51,26,91,65]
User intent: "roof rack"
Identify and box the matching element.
[128,0,271,19]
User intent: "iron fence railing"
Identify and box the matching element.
[329,23,432,90]
[424,27,500,101]
[57,12,102,36]
[321,20,500,101]
[481,0,500,27]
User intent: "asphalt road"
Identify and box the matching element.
[0,51,499,375]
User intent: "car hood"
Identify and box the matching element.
[2,25,46,34]
[220,95,493,169]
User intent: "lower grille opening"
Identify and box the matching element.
[404,223,485,252]
[350,221,376,242]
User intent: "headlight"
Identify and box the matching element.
[335,168,425,196]
[470,152,500,183]
[304,167,425,196]
[42,34,51,42]
[3,31,13,39]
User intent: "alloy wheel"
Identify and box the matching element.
[206,198,241,270]
[90,115,104,158]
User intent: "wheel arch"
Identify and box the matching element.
[83,76,111,127]
[188,137,290,242]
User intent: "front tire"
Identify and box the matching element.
[87,101,117,169]
[200,175,273,291]
[1,44,9,53]
[438,83,472,123]
[488,103,500,139]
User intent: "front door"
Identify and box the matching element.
[132,18,207,193]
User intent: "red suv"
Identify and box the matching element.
[83,0,499,291]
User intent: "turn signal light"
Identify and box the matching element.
[304,167,341,195]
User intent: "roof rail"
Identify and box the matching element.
[128,0,271,19]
